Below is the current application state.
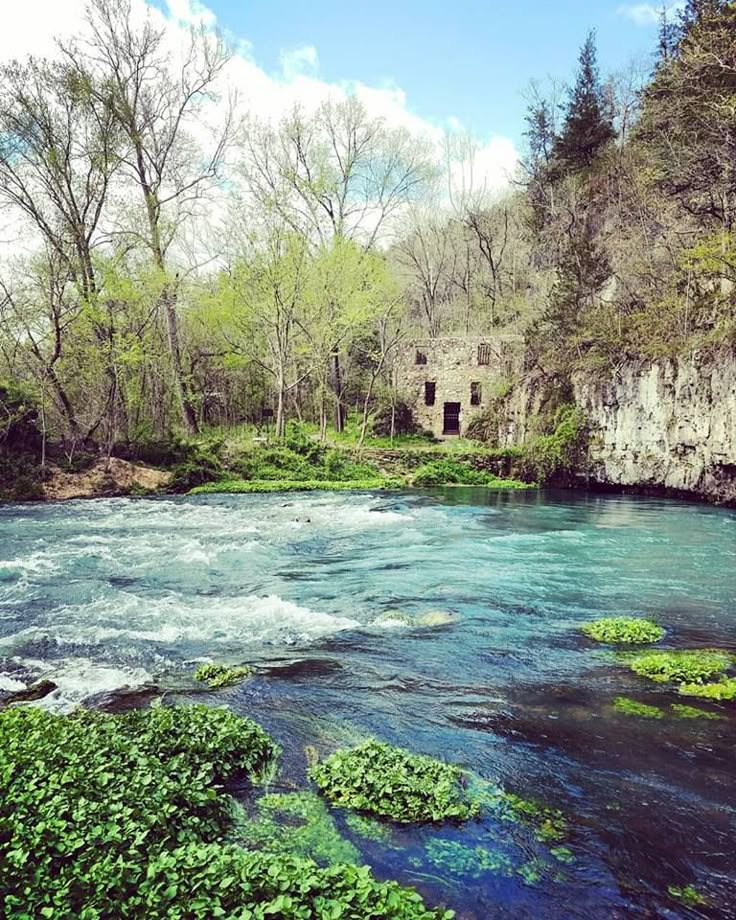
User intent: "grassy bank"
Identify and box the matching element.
[190,478,399,495]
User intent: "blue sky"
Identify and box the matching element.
[201,0,666,145]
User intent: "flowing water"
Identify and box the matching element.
[1,488,735,918]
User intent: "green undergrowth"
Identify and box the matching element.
[626,649,732,685]
[613,697,664,719]
[0,704,451,919]
[310,739,479,824]
[411,458,533,489]
[581,617,664,644]
[194,662,254,688]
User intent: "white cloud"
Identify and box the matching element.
[617,2,684,26]
[165,0,216,27]
[0,0,519,254]
[279,45,319,80]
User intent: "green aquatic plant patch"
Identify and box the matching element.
[495,792,569,844]
[231,791,360,866]
[668,884,707,907]
[627,649,732,685]
[310,739,479,823]
[678,677,736,700]
[670,703,725,720]
[0,704,451,919]
[194,662,254,688]
[344,811,394,844]
[424,839,514,879]
[190,478,399,495]
[581,617,664,644]
[612,697,664,719]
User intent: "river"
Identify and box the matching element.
[1,488,734,918]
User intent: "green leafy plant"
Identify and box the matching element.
[493,792,569,844]
[678,678,736,701]
[581,617,664,644]
[310,739,479,824]
[627,649,732,685]
[612,697,663,719]
[0,704,450,919]
[424,839,514,879]
[668,884,707,907]
[194,662,254,688]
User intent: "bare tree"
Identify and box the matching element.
[65,0,235,434]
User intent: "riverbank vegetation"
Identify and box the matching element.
[2,1,734,495]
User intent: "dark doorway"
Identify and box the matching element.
[443,402,461,435]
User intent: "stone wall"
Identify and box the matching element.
[396,337,524,439]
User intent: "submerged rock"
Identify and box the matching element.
[416,610,458,627]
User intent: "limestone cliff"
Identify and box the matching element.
[572,349,736,505]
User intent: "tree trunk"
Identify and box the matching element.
[332,352,345,433]
[162,284,199,435]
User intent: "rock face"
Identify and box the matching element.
[572,349,736,505]
[43,458,172,501]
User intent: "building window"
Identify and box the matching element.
[415,350,427,365]
[470,382,481,406]
[424,381,436,406]
[477,343,492,365]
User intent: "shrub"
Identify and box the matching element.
[310,739,479,824]
[371,400,425,438]
[522,403,587,482]
[194,662,254,688]
[678,678,736,701]
[581,617,664,644]
[170,439,224,492]
[627,649,732,685]
[413,458,531,489]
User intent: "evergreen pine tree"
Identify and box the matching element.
[553,31,615,173]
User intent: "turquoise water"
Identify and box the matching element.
[1,488,735,917]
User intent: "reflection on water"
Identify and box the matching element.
[1,488,735,917]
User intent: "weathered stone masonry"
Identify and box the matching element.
[396,337,524,438]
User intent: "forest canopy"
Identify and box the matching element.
[0,0,734,452]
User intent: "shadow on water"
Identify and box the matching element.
[1,487,735,917]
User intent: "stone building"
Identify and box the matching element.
[395,336,524,438]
